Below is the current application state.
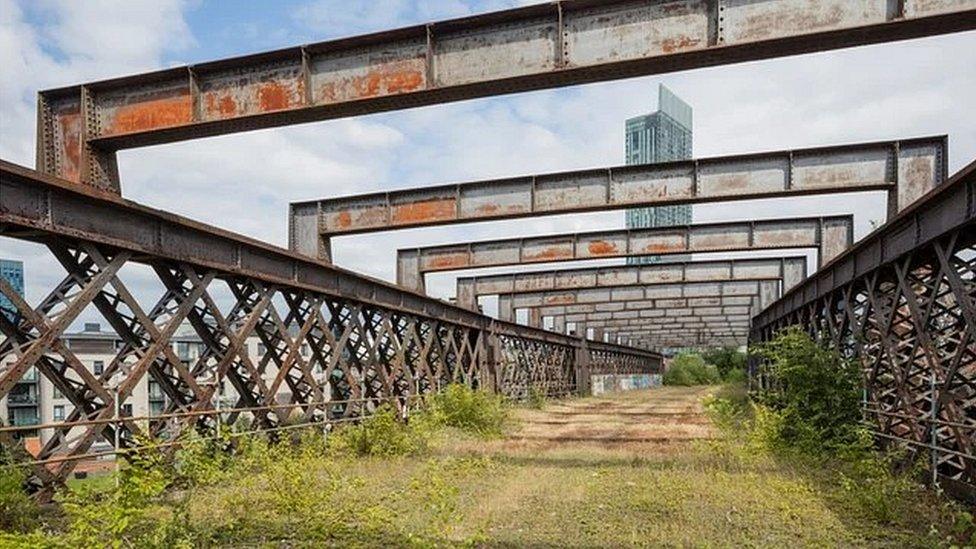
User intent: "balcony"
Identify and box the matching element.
[10,415,40,426]
[7,393,38,407]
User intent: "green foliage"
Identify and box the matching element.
[427,384,510,437]
[663,353,721,386]
[526,386,547,410]
[0,445,38,533]
[330,404,432,457]
[702,347,747,379]
[754,327,863,451]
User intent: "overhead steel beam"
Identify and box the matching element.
[38,0,974,192]
[456,256,806,309]
[398,214,847,291]
[557,311,753,325]
[296,136,945,261]
[499,278,780,322]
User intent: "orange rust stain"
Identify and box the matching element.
[317,61,424,104]
[524,247,573,262]
[643,242,684,254]
[543,295,575,305]
[476,203,500,215]
[392,199,455,225]
[587,241,619,256]
[335,211,352,229]
[103,94,192,136]
[427,253,469,270]
[258,81,297,112]
[54,106,82,183]
[204,93,239,119]
[660,35,700,54]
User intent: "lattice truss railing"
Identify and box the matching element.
[0,240,489,491]
[752,227,975,488]
[590,348,664,377]
[493,334,575,400]
[0,237,661,493]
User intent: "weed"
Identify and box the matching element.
[526,386,547,410]
[330,404,432,457]
[427,384,510,437]
[0,444,39,533]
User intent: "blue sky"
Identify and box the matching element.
[1,0,975,323]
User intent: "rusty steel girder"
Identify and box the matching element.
[750,159,976,497]
[398,215,840,292]
[0,161,661,497]
[37,2,975,192]
[500,279,779,323]
[456,256,807,310]
[296,137,944,262]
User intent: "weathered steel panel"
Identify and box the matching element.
[609,165,695,205]
[688,223,751,250]
[897,140,945,211]
[200,61,305,122]
[906,0,976,17]
[821,217,854,265]
[420,246,470,271]
[289,203,319,258]
[697,156,788,197]
[46,97,83,184]
[629,229,688,255]
[752,219,818,248]
[792,146,891,190]
[471,240,521,267]
[321,194,388,232]
[95,78,192,137]
[577,233,629,258]
[435,17,557,87]
[534,172,608,211]
[720,0,890,45]
[311,40,427,104]
[564,0,710,66]
[521,237,575,262]
[391,188,457,226]
[459,178,533,219]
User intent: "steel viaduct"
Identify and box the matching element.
[2,0,974,500]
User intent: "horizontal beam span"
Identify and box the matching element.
[456,256,806,309]
[399,214,849,292]
[39,0,975,191]
[557,311,753,324]
[296,136,946,261]
[752,158,976,331]
[499,279,779,321]
[0,160,654,356]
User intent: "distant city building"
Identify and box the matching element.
[0,259,24,319]
[624,85,693,265]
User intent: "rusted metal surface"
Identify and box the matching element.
[298,137,943,261]
[399,214,842,292]
[37,1,975,190]
[456,256,806,310]
[1,161,663,497]
[751,159,976,496]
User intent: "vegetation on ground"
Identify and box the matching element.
[0,367,972,547]
[663,351,722,385]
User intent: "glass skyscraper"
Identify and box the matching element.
[624,84,693,264]
[0,259,24,319]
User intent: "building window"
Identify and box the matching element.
[53,405,65,422]
[121,404,133,417]
[93,361,104,376]
[53,386,64,399]
[177,341,191,360]
[301,344,309,357]
[257,343,266,356]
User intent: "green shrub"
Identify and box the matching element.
[0,445,38,533]
[427,384,510,437]
[754,327,863,451]
[702,347,747,379]
[663,353,721,386]
[330,404,432,457]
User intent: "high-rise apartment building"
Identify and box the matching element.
[0,259,24,319]
[624,85,693,264]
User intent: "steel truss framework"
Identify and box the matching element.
[456,256,807,310]
[0,162,660,496]
[751,161,976,495]
[398,216,844,292]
